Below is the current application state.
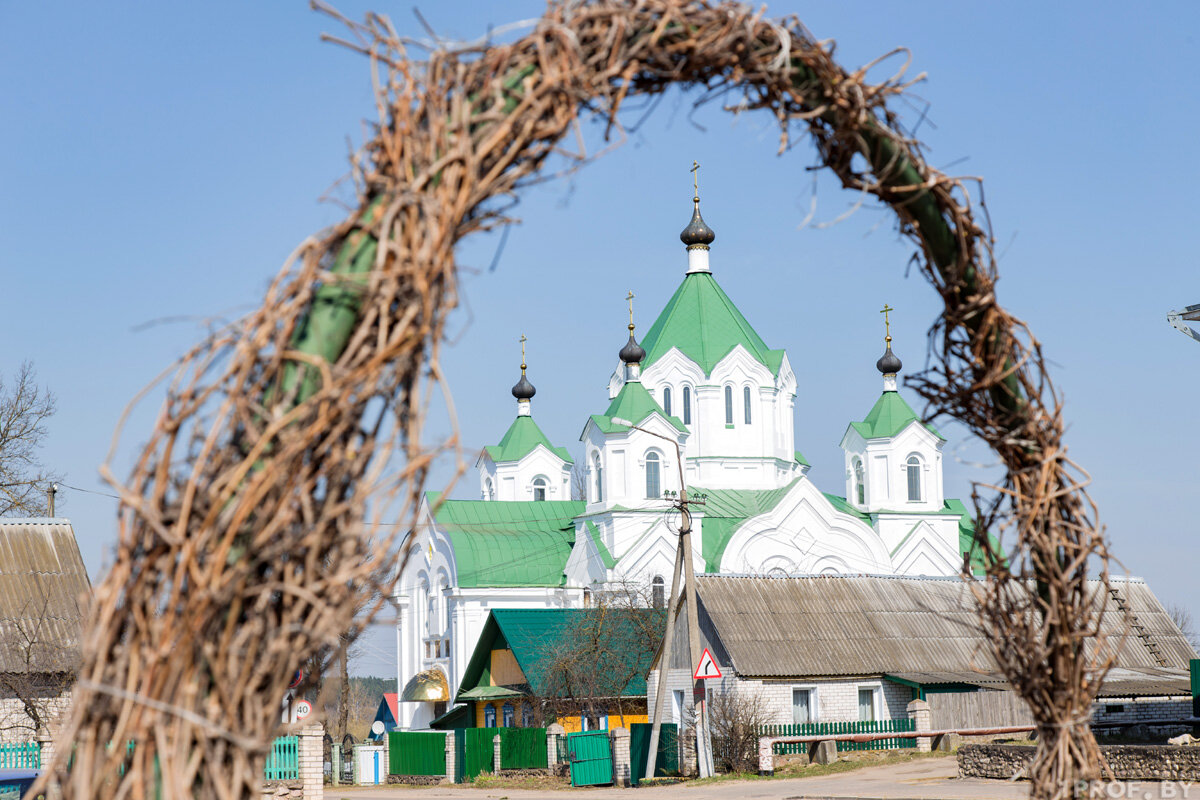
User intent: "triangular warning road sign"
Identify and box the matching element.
[694,647,721,680]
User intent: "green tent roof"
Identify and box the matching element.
[849,391,945,441]
[483,415,573,464]
[639,272,785,377]
[455,609,663,703]
[428,493,584,588]
[587,381,688,436]
[697,480,799,572]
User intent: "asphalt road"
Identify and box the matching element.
[325,757,1199,800]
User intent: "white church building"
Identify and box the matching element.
[391,189,983,730]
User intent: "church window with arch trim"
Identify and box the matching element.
[592,454,603,503]
[484,477,494,501]
[854,458,865,505]
[724,385,733,424]
[532,475,548,502]
[743,386,752,424]
[662,386,672,417]
[906,455,923,501]
[645,451,661,499]
[682,386,692,424]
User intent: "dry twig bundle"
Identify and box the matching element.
[40,2,1115,798]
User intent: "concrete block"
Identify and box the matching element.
[809,739,837,765]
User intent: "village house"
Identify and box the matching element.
[0,518,90,743]
[647,573,1197,733]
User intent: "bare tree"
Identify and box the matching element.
[707,687,774,774]
[570,460,587,502]
[0,363,59,517]
[1167,604,1199,654]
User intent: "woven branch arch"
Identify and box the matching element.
[41,2,1114,799]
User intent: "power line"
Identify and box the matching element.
[59,482,121,500]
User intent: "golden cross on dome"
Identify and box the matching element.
[626,290,635,330]
[691,160,701,202]
[880,304,894,344]
[519,334,527,372]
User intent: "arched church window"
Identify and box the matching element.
[854,458,865,505]
[662,386,672,417]
[907,456,922,501]
[652,575,665,609]
[592,454,603,503]
[484,478,494,501]
[682,386,692,425]
[743,386,752,424]
[724,386,733,424]
[645,452,661,499]
[583,588,592,607]
[533,476,547,502]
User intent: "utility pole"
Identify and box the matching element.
[611,416,713,778]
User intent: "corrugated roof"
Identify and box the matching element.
[0,520,90,673]
[695,574,1196,684]
[639,272,785,377]
[429,494,583,588]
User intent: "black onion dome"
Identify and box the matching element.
[679,202,716,247]
[876,345,903,376]
[619,332,646,365]
[511,371,536,400]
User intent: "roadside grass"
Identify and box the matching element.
[470,773,572,790]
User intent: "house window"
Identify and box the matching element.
[652,575,665,609]
[724,386,733,424]
[906,456,922,502]
[792,688,813,724]
[502,703,514,728]
[662,386,672,417]
[484,705,496,728]
[592,455,603,503]
[743,386,752,424]
[858,688,877,721]
[854,458,865,505]
[533,476,547,502]
[682,387,692,425]
[522,703,535,727]
[645,452,661,499]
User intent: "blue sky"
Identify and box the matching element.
[2,2,1197,677]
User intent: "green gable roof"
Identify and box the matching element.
[428,493,583,588]
[639,272,785,377]
[587,381,688,436]
[455,609,663,702]
[483,415,573,464]
[849,391,945,441]
[584,522,617,570]
[697,480,799,572]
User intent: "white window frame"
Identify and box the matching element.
[644,449,662,499]
[682,386,692,425]
[905,454,923,502]
[855,682,883,722]
[662,386,672,417]
[531,474,549,502]
[790,684,819,724]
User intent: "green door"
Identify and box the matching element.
[567,731,613,787]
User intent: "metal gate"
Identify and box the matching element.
[566,731,613,787]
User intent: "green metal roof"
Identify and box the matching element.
[455,609,663,703]
[587,381,688,436]
[696,480,799,572]
[639,272,785,377]
[822,493,872,523]
[584,521,617,570]
[458,685,526,700]
[483,415,573,464]
[946,498,996,575]
[428,493,584,588]
[849,391,945,441]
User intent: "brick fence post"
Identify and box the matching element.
[493,733,502,774]
[444,731,456,784]
[610,727,631,787]
[546,723,565,769]
[907,698,932,753]
[298,723,325,799]
[757,736,773,776]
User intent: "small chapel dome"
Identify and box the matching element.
[876,345,902,376]
[511,371,536,400]
[679,200,716,248]
[619,330,646,365]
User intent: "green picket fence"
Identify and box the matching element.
[0,742,40,770]
[761,719,916,755]
[263,735,299,780]
[388,731,446,777]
